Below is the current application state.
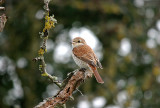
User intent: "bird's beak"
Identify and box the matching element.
[70,41,75,44]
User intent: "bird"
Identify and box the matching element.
[71,37,104,84]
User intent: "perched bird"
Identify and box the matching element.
[71,37,104,84]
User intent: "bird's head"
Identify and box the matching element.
[71,37,87,48]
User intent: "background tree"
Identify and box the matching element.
[0,0,160,108]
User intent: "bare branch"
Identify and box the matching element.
[0,14,7,32]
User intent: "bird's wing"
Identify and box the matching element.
[72,45,97,67]
[93,53,103,69]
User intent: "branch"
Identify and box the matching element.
[0,0,7,32]
[34,69,86,108]
[33,0,59,87]
[0,14,7,32]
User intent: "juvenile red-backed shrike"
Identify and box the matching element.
[71,37,104,84]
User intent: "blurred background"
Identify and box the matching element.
[0,0,160,108]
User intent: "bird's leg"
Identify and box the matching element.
[84,69,93,78]
[79,68,87,72]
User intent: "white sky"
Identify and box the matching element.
[92,96,106,108]
[156,20,160,31]
[78,100,90,108]
[118,38,131,56]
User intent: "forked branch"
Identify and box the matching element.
[34,69,86,108]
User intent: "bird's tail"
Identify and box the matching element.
[89,64,104,84]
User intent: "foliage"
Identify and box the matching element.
[0,0,160,108]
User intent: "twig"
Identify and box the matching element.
[0,14,7,32]
[39,57,62,88]
[76,88,84,96]
[33,0,59,87]
[0,0,7,32]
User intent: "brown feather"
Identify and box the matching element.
[73,45,97,67]
[89,64,104,83]
[97,61,103,69]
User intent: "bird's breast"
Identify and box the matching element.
[72,53,88,68]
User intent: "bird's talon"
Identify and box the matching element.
[85,71,93,78]
[80,68,86,72]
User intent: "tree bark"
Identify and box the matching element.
[34,69,86,108]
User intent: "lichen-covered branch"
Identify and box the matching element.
[34,69,86,108]
[0,0,7,32]
[33,0,59,87]
[0,14,7,32]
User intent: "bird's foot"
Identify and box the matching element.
[79,68,87,72]
[85,70,93,78]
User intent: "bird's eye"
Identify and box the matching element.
[78,40,80,43]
